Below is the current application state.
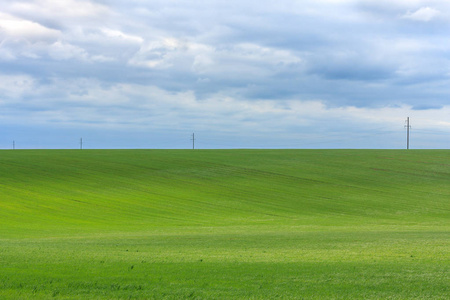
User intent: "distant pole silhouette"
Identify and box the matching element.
[13,140,15,150]
[405,117,411,149]
[191,133,195,149]
[80,138,83,150]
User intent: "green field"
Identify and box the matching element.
[0,149,448,299]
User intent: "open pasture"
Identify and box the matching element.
[0,149,448,299]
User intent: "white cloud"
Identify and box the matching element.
[7,0,109,21]
[0,74,35,99]
[0,47,16,61]
[2,76,447,133]
[100,28,144,44]
[47,41,88,61]
[229,43,302,65]
[90,55,115,62]
[0,12,60,42]
[403,7,441,22]
[128,38,192,69]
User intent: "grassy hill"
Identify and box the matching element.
[0,149,448,299]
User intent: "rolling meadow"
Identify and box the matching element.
[0,149,448,299]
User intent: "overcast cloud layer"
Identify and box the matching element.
[1,0,449,149]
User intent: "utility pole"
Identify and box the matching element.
[13,140,15,150]
[405,117,411,150]
[191,133,195,149]
[80,138,83,150]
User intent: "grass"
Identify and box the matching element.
[0,149,448,299]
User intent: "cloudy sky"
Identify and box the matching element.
[1,0,449,149]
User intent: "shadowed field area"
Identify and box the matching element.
[0,149,448,299]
